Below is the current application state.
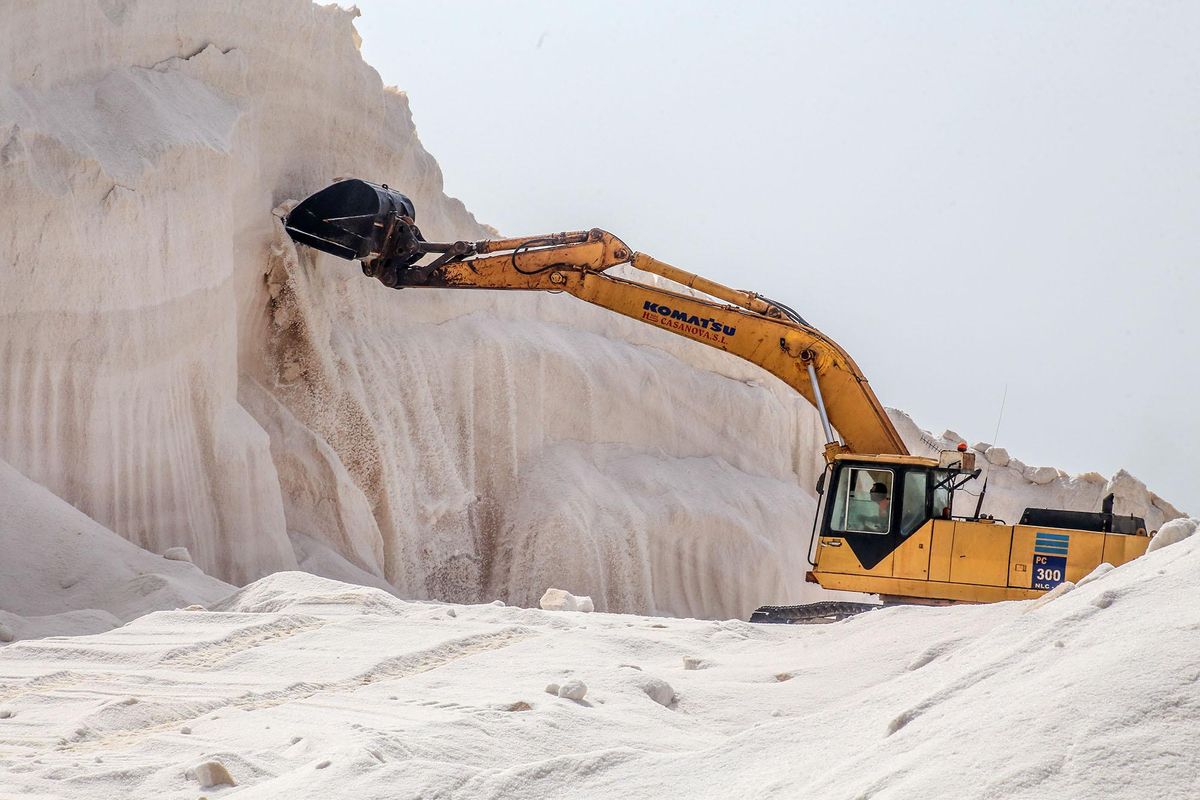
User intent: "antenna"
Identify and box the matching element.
[991,383,1009,447]
[974,383,1007,521]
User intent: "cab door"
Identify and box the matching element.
[948,521,1011,587]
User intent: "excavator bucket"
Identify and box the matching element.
[283,178,416,261]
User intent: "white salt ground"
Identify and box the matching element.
[1,532,1197,799]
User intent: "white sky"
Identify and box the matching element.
[353,1,1198,514]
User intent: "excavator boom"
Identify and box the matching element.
[284,179,907,457]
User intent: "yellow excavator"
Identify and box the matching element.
[284,179,1152,621]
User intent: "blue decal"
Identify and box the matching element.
[1032,532,1070,590]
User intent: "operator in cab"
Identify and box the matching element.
[863,481,891,532]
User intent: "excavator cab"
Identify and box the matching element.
[816,453,975,571]
[800,448,1153,610]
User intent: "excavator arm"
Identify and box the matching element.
[283,179,908,458]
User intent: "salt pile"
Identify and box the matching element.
[2,0,839,621]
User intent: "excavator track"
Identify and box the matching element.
[749,601,880,625]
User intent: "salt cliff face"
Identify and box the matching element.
[0,1,1182,622]
[0,0,829,620]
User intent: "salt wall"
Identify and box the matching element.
[0,1,1180,620]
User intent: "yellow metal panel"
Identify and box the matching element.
[928,519,954,582]
[1008,526,1036,589]
[814,537,894,577]
[810,572,1042,603]
[1014,525,1105,583]
[1066,530,1105,582]
[892,523,933,580]
[949,521,1012,586]
[832,453,940,468]
[1102,533,1150,566]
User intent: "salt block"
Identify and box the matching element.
[1024,465,1058,485]
[162,547,192,562]
[1031,581,1076,608]
[539,588,594,613]
[1148,518,1198,553]
[640,677,675,707]
[557,679,587,701]
[984,447,1010,467]
[188,760,236,788]
[1076,563,1114,587]
[972,441,992,454]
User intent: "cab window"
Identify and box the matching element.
[901,470,930,535]
[932,470,953,519]
[830,467,893,534]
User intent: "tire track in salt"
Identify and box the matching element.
[159,615,329,670]
[53,624,542,755]
[0,670,123,705]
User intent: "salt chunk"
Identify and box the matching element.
[1024,465,1058,485]
[0,624,13,643]
[984,447,1010,467]
[682,656,704,670]
[1076,563,1114,587]
[187,760,236,788]
[640,677,675,707]
[539,588,595,613]
[557,679,587,701]
[1148,518,1198,553]
[544,683,560,695]
[972,441,992,454]
[162,547,192,562]
[1030,581,1076,608]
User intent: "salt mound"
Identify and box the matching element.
[0,457,231,638]
[211,570,410,617]
[0,0,836,619]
